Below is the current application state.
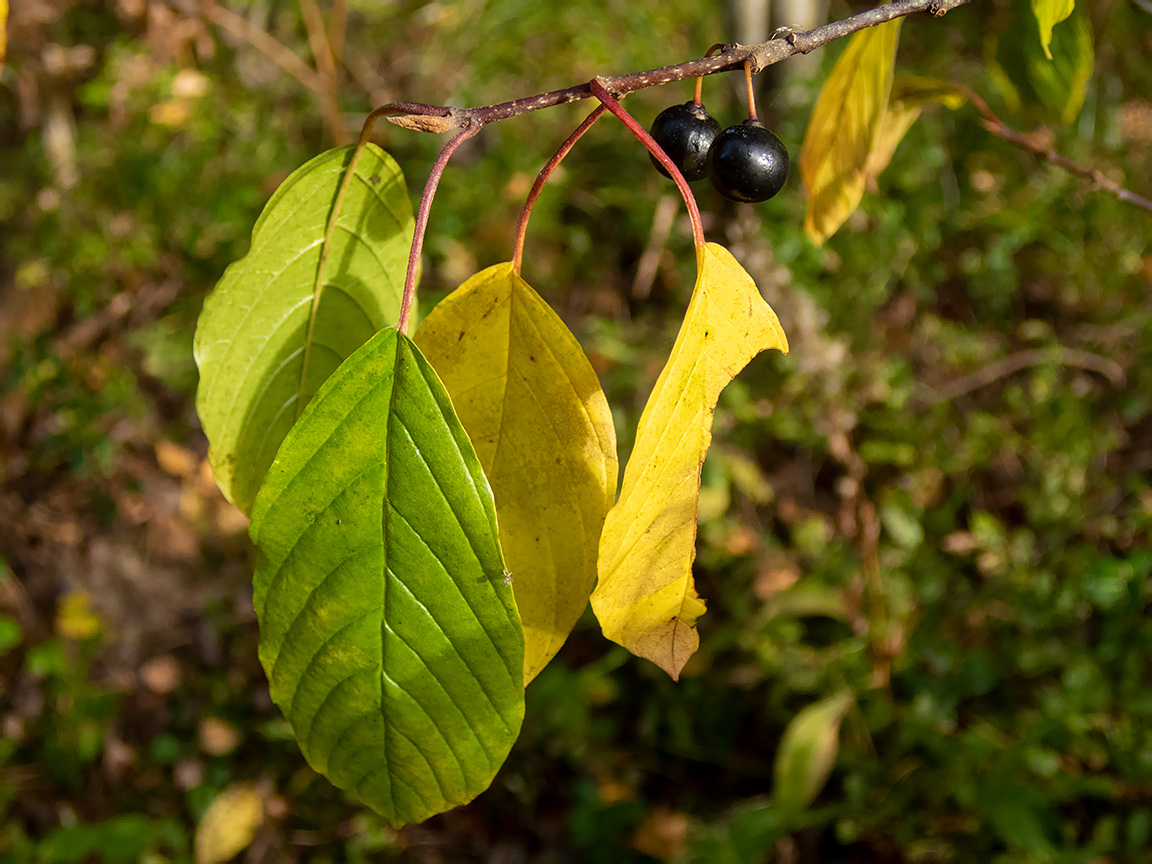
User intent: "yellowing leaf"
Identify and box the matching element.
[194,780,268,864]
[55,591,102,641]
[415,263,617,683]
[592,244,788,679]
[1031,0,1074,60]
[774,691,854,819]
[0,0,7,72]
[800,19,902,246]
[865,75,968,182]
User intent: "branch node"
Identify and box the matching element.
[388,109,465,134]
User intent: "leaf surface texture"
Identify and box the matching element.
[250,328,524,827]
[592,244,788,679]
[195,144,413,514]
[415,263,617,683]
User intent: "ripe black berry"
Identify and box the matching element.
[707,119,789,203]
[648,102,722,182]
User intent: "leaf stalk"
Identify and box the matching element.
[512,105,607,276]
[589,80,705,256]
[397,122,484,335]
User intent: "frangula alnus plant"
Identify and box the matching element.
[192,0,1148,828]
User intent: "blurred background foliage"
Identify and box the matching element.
[1,0,1151,860]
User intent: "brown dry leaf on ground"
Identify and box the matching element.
[632,807,689,862]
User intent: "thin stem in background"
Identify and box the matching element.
[328,0,348,66]
[589,80,705,256]
[960,86,1152,213]
[918,346,1126,406]
[204,1,322,94]
[512,105,607,276]
[299,0,348,145]
[397,122,484,335]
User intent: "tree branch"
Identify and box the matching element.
[962,88,1152,213]
[383,0,973,131]
[919,347,1126,406]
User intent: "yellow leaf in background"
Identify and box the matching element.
[55,591,102,641]
[194,781,268,864]
[592,244,788,680]
[800,19,902,246]
[414,263,617,684]
[865,75,968,183]
[0,0,7,73]
[1031,0,1074,60]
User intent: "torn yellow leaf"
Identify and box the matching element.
[415,263,617,684]
[592,243,788,680]
[800,19,902,246]
[865,75,968,183]
[194,781,267,864]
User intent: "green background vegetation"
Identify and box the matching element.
[2,0,1151,860]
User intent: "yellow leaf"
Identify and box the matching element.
[1031,0,1074,60]
[414,263,617,684]
[592,244,787,679]
[194,781,268,864]
[55,591,102,641]
[0,0,7,73]
[865,75,968,182]
[800,19,902,246]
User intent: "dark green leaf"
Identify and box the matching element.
[250,327,524,827]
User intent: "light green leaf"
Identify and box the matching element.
[250,327,524,828]
[194,144,413,515]
[799,18,902,246]
[1031,0,1074,60]
[992,0,1093,126]
[414,263,618,684]
[1026,3,1093,124]
[774,691,854,820]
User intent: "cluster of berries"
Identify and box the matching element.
[648,100,788,203]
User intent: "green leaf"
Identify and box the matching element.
[773,691,854,821]
[194,144,413,515]
[250,327,524,828]
[1026,3,1093,124]
[992,0,1093,125]
[1031,0,1074,60]
[414,263,618,684]
[592,244,788,679]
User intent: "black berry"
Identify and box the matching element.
[707,119,789,203]
[648,102,722,182]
